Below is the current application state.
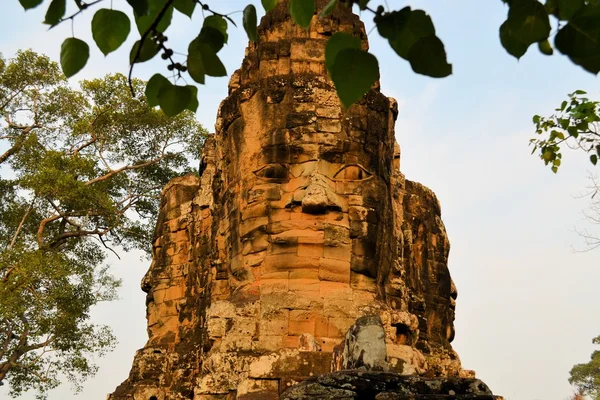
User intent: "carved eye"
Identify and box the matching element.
[333,165,372,181]
[253,164,289,180]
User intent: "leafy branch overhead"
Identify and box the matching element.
[500,0,600,75]
[16,0,600,115]
[530,90,600,173]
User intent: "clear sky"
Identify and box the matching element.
[2,1,599,399]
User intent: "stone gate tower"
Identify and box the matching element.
[110,1,500,399]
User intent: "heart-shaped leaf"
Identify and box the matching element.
[289,0,315,28]
[135,0,173,35]
[204,15,228,44]
[325,32,361,74]
[331,48,379,108]
[500,0,551,59]
[145,73,171,107]
[173,0,196,18]
[158,84,193,117]
[130,39,160,64]
[19,0,43,10]
[555,5,600,74]
[92,9,131,55]
[60,38,89,77]
[44,0,66,26]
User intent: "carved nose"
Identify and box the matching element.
[297,178,342,214]
[301,184,329,214]
[141,271,151,293]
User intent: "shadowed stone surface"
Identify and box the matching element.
[281,371,496,400]
[109,1,500,399]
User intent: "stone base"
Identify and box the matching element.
[280,371,503,400]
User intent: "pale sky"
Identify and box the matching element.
[1,1,599,400]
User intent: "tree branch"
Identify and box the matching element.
[85,155,167,186]
[9,199,36,250]
[129,0,175,95]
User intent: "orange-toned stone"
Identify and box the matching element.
[111,3,466,399]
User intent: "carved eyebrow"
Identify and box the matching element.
[253,164,289,180]
[332,164,373,181]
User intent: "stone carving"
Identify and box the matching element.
[110,1,499,399]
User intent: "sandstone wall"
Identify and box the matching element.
[110,2,468,399]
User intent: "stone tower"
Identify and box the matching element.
[110,1,500,399]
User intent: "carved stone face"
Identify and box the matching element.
[110,5,468,399]
[216,94,397,309]
[245,134,388,290]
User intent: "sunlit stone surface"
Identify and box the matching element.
[110,2,500,399]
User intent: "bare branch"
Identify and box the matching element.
[9,198,36,250]
[85,155,167,186]
[0,123,40,164]
[36,214,62,248]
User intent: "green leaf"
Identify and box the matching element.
[591,154,598,165]
[262,0,279,12]
[187,33,227,84]
[92,9,131,56]
[186,85,199,113]
[187,54,205,85]
[135,0,173,35]
[44,0,66,26]
[331,48,379,108]
[375,8,451,77]
[407,36,452,78]
[557,0,584,20]
[60,38,89,78]
[320,0,337,17]
[289,0,315,28]
[126,0,148,16]
[145,73,170,107]
[19,0,43,10]
[500,21,528,58]
[538,39,554,55]
[173,0,196,17]
[325,32,361,74]
[376,8,434,58]
[158,84,193,117]
[500,0,551,58]
[130,39,159,64]
[198,27,226,53]
[146,75,197,117]
[243,4,258,42]
[561,100,568,110]
[558,118,570,129]
[555,6,600,74]
[204,15,228,44]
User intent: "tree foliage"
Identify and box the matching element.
[531,90,600,173]
[569,336,600,400]
[0,50,206,398]
[16,0,599,116]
